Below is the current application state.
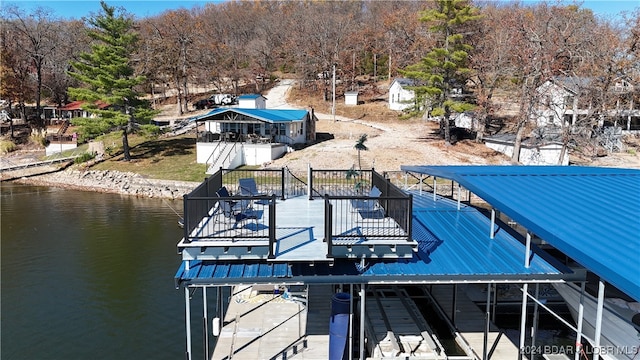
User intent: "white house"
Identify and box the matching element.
[195,107,317,172]
[533,77,640,131]
[388,78,416,111]
[484,134,569,165]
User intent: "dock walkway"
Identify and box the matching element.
[430,285,523,359]
[212,284,333,360]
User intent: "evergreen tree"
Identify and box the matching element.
[67,1,156,161]
[401,0,479,145]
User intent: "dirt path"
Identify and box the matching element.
[263,80,510,173]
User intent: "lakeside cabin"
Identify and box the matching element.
[194,94,317,173]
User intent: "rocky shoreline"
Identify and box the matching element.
[12,168,199,200]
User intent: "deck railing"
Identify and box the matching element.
[182,168,414,259]
[323,195,412,253]
[308,168,373,198]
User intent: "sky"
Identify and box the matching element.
[3,0,639,20]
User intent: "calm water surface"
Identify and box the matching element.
[1,184,207,359]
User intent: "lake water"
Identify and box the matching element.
[1,183,208,359]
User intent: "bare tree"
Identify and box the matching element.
[3,5,61,127]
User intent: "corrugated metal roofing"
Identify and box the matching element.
[175,192,569,288]
[196,108,308,123]
[238,94,265,99]
[401,165,640,302]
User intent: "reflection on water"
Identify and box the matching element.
[1,184,203,359]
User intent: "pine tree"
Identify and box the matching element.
[401,0,480,145]
[67,1,155,161]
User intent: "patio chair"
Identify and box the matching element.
[351,186,385,219]
[216,186,262,228]
[238,178,270,205]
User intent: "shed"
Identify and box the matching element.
[344,91,359,106]
[238,94,267,109]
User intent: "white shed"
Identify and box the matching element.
[345,91,359,106]
[238,94,267,109]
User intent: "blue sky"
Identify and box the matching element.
[3,0,638,20]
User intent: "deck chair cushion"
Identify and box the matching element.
[351,186,381,210]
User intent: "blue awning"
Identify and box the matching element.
[401,165,640,302]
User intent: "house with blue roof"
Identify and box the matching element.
[194,94,317,172]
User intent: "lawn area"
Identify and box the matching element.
[89,133,207,182]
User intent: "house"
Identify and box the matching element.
[388,78,417,111]
[483,133,569,165]
[532,77,640,131]
[58,100,110,119]
[195,107,317,172]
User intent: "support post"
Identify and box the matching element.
[531,284,540,360]
[490,209,496,239]
[433,178,437,201]
[457,184,461,210]
[525,232,532,268]
[359,285,366,360]
[483,283,491,360]
[593,280,605,360]
[349,284,353,360]
[574,282,585,360]
[185,287,192,360]
[452,284,457,326]
[203,287,209,360]
[518,283,529,360]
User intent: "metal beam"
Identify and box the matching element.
[185,287,192,360]
[360,285,365,360]
[593,280,605,360]
[518,283,529,360]
[574,282,586,360]
[203,287,209,360]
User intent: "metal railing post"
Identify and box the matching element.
[280,168,286,200]
[268,195,276,259]
[324,195,333,258]
[183,194,189,243]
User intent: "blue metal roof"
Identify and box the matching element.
[401,165,640,302]
[238,94,265,99]
[196,108,308,123]
[175,193,571,288]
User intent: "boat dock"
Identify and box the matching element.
[176,166,623,360]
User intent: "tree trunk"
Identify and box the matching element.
[122,129,131,161]
[443,105,452,146]
[512,120,525,163]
